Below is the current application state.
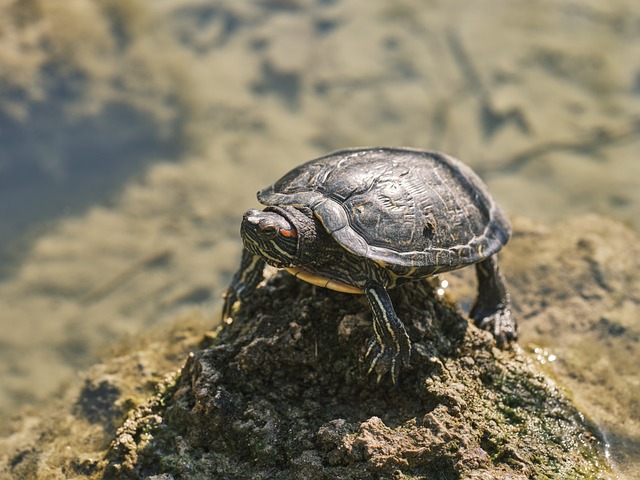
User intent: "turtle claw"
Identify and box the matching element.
[366,338,406,385]
[471,256,519,347]
[363,282,412,385]
[472,307,518,347]
[221,251,266,323]
[221,287,239,322]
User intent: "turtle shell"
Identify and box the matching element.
[257,147,511,269]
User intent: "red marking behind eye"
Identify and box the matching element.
[281,228,297,238]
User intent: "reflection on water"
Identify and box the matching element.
[0,0,638,476]
[531,345,557,365]
[0,103,182,278]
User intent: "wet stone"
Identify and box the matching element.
[74,379,123,428]
[104,272,610,479]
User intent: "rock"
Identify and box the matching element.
[503,215,640,477]
[103,277,608,478]
[0,217,619,479]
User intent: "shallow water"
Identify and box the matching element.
[0,0,638,477]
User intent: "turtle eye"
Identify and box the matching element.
[259,224,278,236]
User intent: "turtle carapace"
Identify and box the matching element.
[223,147,518,383]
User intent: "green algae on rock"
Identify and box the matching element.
[105,273,610,479]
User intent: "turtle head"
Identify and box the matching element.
[241,207,300,268]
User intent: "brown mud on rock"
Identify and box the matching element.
[104,276,609,479]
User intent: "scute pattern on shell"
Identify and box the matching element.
[258,147,511,268]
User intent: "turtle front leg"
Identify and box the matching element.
[222,249,266,321]
[470,254,518,346]
[364,281,412,384]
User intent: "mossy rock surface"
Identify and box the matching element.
[106,273,609,479]
[1,216,622,479]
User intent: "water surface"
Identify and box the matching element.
[0,0,638,476]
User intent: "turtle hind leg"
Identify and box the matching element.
[364,281,412,384]
[470,254,518,346]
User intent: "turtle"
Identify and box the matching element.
[222,147,518,382]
